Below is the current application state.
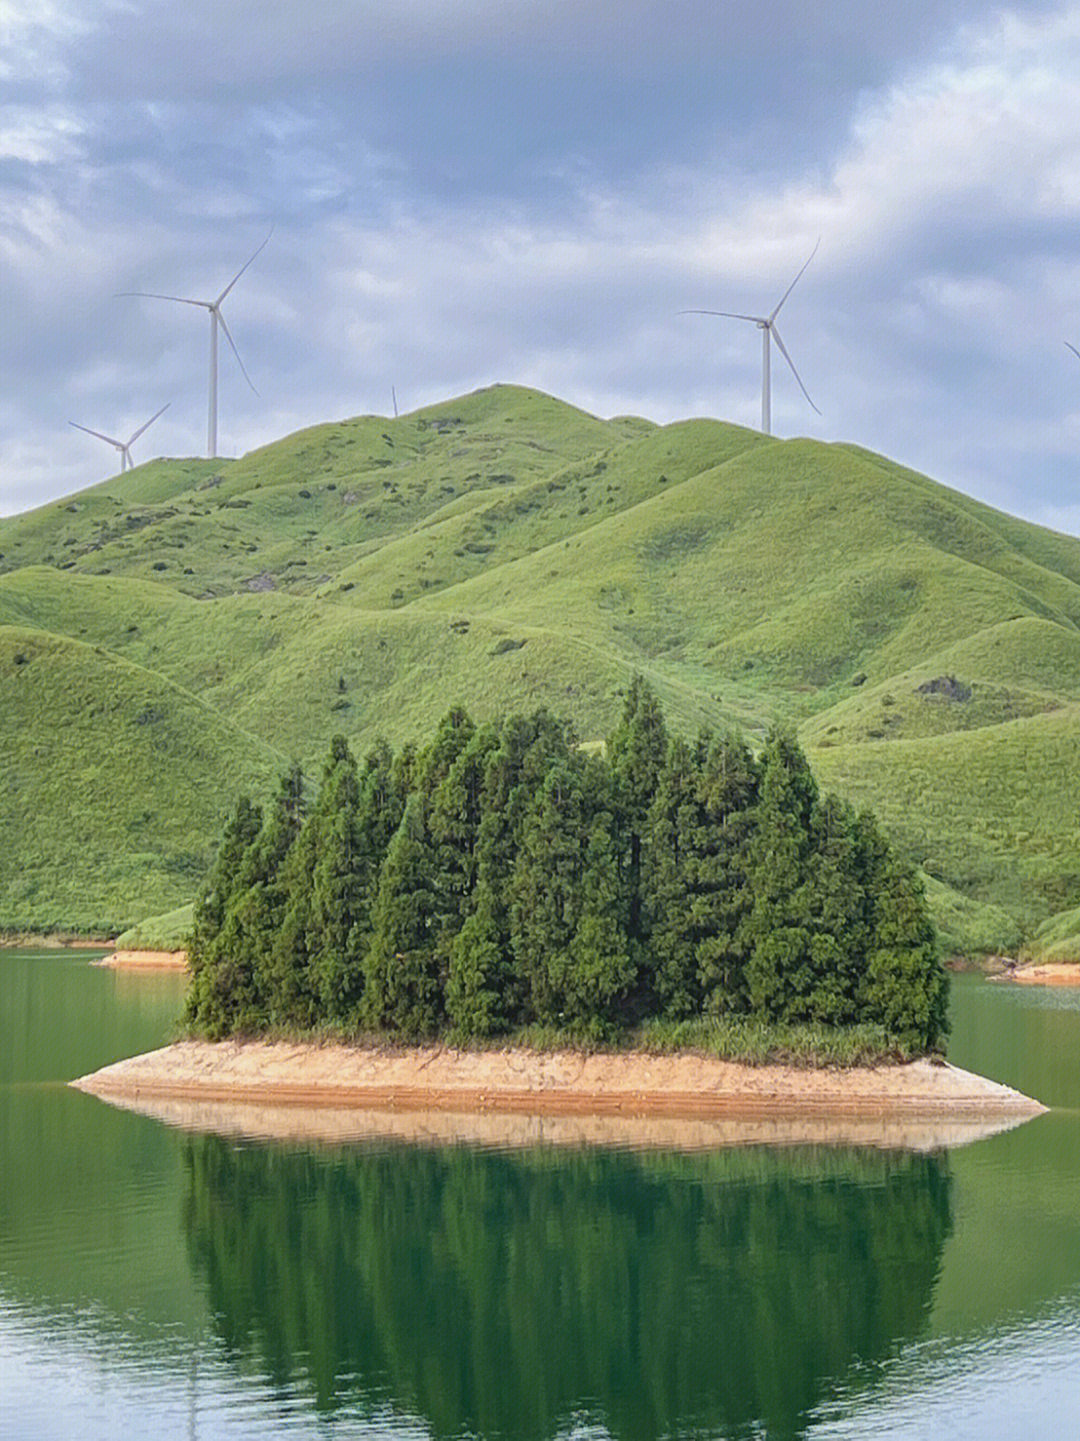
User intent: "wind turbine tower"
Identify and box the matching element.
[119,228,272,459]
[69,403,171,475]
[683,239,821,435]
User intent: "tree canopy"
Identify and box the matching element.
[185,682,948,1053]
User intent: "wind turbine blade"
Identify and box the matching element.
[116,291,211,309]
[769,237,821,323]
[770,325,821,415]
[70,421,123,447]
[216,224,273,305]
[1066,342,1080,362]
[679,309,767,324]
[126,402,171,446]
[218,311,259,396]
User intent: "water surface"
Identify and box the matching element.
[1,952,1078,1439]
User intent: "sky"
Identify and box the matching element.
[5,0,1080,532]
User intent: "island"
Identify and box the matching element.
[72,687,1048,1140]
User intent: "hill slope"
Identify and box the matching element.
[3,383,1079,944]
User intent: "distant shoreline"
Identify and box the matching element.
[72,1039,1047,1135]
[92,949,188,971]
[996,962,1080,988]
[0,934,113,950]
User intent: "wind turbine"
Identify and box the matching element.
[682,239,821,435]
[119,228,272,459]
[1066,341,1080,365]
[69,402,171,474]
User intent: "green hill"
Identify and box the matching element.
[3,382,1079,947]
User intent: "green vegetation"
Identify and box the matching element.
[185,687,947,1056]
[0,624,279,934]
[114,903,194,951]
[920,877,1022,958]
[1020,906,1080,964]
[3,382,1080,950]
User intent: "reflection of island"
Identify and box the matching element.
[183,1136,952,1441]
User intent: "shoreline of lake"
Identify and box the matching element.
[1002,963,1080,987]
[91,949,188,970]
[72,1039,1047,1130]
[0,933,112,949]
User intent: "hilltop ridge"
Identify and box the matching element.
[3,383,1080,948]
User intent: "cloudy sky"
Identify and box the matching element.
[5,0,1080,531]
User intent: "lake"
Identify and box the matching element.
[1,950,1079,1440]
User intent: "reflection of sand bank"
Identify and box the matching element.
[93,949,188,970]
[72,1039,1046,1152]
[101,1090,1039,1153]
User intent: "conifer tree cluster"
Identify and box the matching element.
[185,680,948,1051]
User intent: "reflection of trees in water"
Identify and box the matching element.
[183,1138,952,1441]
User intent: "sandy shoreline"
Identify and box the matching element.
[73,1039,1046,1146]
[92,949,188,970]
[1000,962,1080,987]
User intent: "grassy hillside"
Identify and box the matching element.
[3,382,1079,947]
[0,626,280,932]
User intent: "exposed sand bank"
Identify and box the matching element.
[72,1040,1046,1150]
[92,949,188,971]
[1003,963,1080,987]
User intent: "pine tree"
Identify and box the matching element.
[858,821,949,1050]
[640,736,701,1016]
[509,754,634,1030]
[210,763,307,1033]
[446,876,505,1037]
[346,739,407,963]
[510,756,589,1025]
[391,741,418,803]
[801,794,871,1025]
[607,674,668,940]
[265,809,319,1026]
[434,724,505,1035]
[467,710,576,1026]
[417,706,475,795]
[693,732,759,1013]
[642,733,758,1017]
[742,729,819,1021]
[184,794,262,1034]
[566,760,636,1030]
[428,721,497,923]
[363,794,445,1037]
[303,736,373,1021]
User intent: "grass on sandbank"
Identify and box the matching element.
[177,1015,934,1069]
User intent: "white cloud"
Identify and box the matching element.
[0,105,85,164]
[0,0,97,84]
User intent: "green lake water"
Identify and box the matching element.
[2,951,1079,1439]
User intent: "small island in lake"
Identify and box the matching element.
[74,682,1045,1125]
